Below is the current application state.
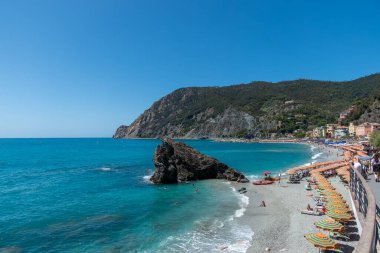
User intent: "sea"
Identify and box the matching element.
[0,138,323,253]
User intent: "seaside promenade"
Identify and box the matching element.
[365,174,380,252]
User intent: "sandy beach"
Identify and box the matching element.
[229,144,358,252]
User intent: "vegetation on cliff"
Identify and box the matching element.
[115,73,380,138]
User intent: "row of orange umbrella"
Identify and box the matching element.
[304,166,353,251]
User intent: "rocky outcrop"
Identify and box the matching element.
[150,138,248,184]
[358,99,380,124]
[113,125,130,138]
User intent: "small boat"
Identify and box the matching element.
[265,176,280,181]
[252,180,275,185]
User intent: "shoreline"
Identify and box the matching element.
[228,142,344,252]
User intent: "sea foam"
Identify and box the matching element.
[98,167,112,171]
[311,152,323,160]
[156,184,253,253]
[229,186,250,219]
[158,218,253,253]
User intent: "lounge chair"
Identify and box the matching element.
[326,249,343,253]
[324,244,343,253]
[287,178,301,184]
[331,232,350,241]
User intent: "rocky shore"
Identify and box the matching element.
[150,138,248,184]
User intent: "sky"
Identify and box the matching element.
[1,0,380,138]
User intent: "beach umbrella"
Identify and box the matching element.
[327,195,344,199]
[304,233,336,251]
[326,206,350,212]
[324,192,341,196]
[326,195,342,200]
[329,209,348,214]
[321,186,335,189]
[319,186,335,191]
[327,198,346,204]
[326,203,348,209]
[324,194,339,197]
[322,188,338,191]
[262,171,271,175]
[326,207,351,213]
[325,203,348,209]
[327,210,352,221]
[314,218,344,232]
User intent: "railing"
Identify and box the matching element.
[350,165,377,253]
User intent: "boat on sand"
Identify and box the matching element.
[253,180,275,185]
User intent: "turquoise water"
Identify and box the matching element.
[0,139,313,253]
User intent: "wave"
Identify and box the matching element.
[228,186,249,221]
[157,218,253,253]
[156,183,253,253]
[143,170,154,184]
[311,152,323,160]
[247,174,260,180]
[98,167,112,172]
[143,175,153,184]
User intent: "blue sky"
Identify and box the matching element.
[1,0,380,137]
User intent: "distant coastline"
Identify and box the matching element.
[114,136,302,142]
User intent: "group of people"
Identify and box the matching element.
[353,151,380,182]
[321,169,336,178]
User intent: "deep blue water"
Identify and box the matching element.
[0,139,313,253]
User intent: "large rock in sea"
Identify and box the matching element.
[151,138,248,184]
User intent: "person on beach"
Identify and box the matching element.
[278,171,282,185]
[372,154,380,182]
[259,201,266,207]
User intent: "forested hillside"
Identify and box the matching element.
[114,73,380,139]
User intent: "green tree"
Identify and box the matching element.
[370,131,380,148]
[294,132,306,138]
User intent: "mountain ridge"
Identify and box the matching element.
[114,73,380,139]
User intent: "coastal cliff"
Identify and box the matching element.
[150,138,247,184]
[114,73,380,139]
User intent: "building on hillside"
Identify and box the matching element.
[326,124,337,138]
[355,122,380,138]
[370,123,380,136]
[315,126,327,138]
[349,122,357,137]
[356,122,371,137]
[313,127,320,138]
[334,126,349,139]
[338,106,356,125]
[306,131,313,138]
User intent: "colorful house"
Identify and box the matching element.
[355,122,380,137]
[326,124,337,138]
[319,126,327,138]
[348,122,356,137]
[334,126,349,139]
[356,122,371,137]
